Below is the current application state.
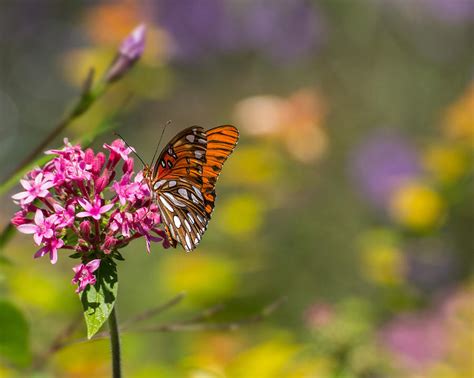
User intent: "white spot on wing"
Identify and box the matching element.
[185,234,192,250]
[154,180,166,190]
[169,180,176,187]
[184,219,191,232]
[174,216,181,228]
[187,213,195,224]
[191,194,199,204]
[164,192,185,207]
[178,188,188,198]
[159,196,174,212]
[186,135,195,143]
[193,186,204,200]
[195,150,203,159]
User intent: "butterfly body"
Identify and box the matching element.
[144,125,239,251]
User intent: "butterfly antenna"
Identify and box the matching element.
[113,132,147,167]
[150,120,172,167]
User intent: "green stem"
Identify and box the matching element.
[108,306,121,378]
[3,76,107,185]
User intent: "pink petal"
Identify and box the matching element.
[53,203,65,212]
[37,189,50,198]
[34,209,44,225]
[11,191,29,200]
[33,234,43,246]
[40,181,54,190]
[34,246,47,259]
[77,198,92,211]
[20,179,31,190]
[23,196,35,205]
[76,212,91,218]
[49,249,58,264]
[17,224,37,234]
[86,259,101,272]
[35,173,44,184]
[72,264,83,274]
[100,203,114,213]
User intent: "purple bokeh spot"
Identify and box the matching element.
[350,130,422,208]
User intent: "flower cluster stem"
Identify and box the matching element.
[109,306,121,378]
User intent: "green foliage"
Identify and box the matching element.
[81,259,118,339]
[0,300,30,367]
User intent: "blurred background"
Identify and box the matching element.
[0,0,473,377]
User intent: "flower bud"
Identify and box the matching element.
[84,148,95,164]
[79,221,91,240]
[122,158,134,174]
[95,175,108,194]
[11,211,28,226]
[104,24,146,83]
[92,152,106,174]
[102,235,117,254]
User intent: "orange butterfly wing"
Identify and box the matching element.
[147,125,238,251]
[202,125,239,215]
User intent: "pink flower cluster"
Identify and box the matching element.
[11,139,167,293]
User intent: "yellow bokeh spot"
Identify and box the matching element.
[361,245,405,286]
[285,357,334,378]
[61,48,113,87]
[423,144,470,184]
[443,82,474,148]
[187,333,244,374]
[0,364,14,378]
[215,194,265,237]
[159,254,238,301]
[227,339,299,378]
[225,144,281,186]
[389,181,444,231]
[9,268,62,311]
[53,339,110,377]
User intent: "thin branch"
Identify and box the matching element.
[136,296,288,333]
[3,68,104,184]
[51,297,287,351]
[31,315,83,370]
[121,292,186,329]
[179,303,226,324]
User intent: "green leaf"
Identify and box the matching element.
[0,300,31,367]
[113,250,125,261]
[81,259,118,339]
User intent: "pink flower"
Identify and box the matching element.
[50,203,75,228]
[112,174,141,206]
[34,237,64,264]
[72,259,101,293]
[11,138,167,293]
[17,209,55,245]
[104,139,134,163]
[12,172,54,204]
[111,212,133,237]
[77,197,114,220]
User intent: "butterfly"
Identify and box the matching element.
[143,125,239,251]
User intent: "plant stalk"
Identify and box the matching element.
[108,306,121,378]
